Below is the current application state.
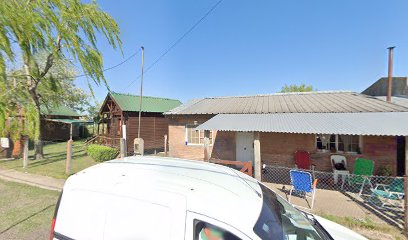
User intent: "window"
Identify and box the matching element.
[253,184,324,240]
[194,220,241,240]
[185,124,213,145]
[316,134,361,153]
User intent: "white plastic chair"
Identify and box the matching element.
[330,155,349,185]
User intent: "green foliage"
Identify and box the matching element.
[0,0,121,149]
[280,84,316,93]
[86,144,118,162]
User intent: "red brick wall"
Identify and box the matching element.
[168,115,214,160]
[260,133,315,167]
[260,133,397,176]
[167,115,398,176]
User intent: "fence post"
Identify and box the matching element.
[66,139,73,175]
[164,134,168,156]
[254,132,261,181]
[203,130,210,162]
[120,138,127,158]
[405,136,408,236]
[23,138,28,168]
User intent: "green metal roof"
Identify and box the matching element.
[110,92,182,113]
[45,118,93,125]
[40,105,81,117]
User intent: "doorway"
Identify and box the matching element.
[397,136,405,176]
[236,132,254,163]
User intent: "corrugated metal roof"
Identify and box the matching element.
[196,112,408,136]
[110,92,182,113]
[40,105,81,117]
[165,91,408,115]
[45,119,93,125]
[374,96,408,108]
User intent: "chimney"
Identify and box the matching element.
[387,46,395,102]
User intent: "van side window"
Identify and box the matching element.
[194,220,242,240]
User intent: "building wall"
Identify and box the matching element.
[168,115,398,176]
[168,115,214,160]
[41,120,80,141]
[125,115,169,153]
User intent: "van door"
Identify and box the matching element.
[103,188,187,240]
[185,211,251,240]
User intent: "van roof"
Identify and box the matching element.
[63,156,263,234]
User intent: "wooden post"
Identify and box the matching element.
[66,139,73,175]
[254,132,261,181]
[164,134,168,156]
[120,138,127,159]
[404,136,408,235]
[203,130,210,161]
[23,138,28,168]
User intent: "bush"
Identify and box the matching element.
[86,144,118,162]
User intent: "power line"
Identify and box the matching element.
[121,0,225,92]
[1,49,141,98]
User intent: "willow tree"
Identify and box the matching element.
[0,0,121,159]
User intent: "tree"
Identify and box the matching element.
[0,0,122,159]
[1,51,91,139]
[280,84,316,93]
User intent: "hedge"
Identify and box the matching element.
[86,144,118,162]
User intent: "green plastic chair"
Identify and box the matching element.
[370,178,404,208]
[346,158,374,195]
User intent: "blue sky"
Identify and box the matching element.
[76,0,408,103]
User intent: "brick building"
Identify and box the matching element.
[165,91,408,179]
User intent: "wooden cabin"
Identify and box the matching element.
[98,92,181,153]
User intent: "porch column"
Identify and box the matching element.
[203,130,210,162]
[254,132,261,181]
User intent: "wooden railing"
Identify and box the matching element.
[95,135,121,149]
[209,159,253,177]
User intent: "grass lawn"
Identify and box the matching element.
[321,214,407,240]
[0,179,60,240]
[0,140,97,179]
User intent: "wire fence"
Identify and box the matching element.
[262,164,405,229]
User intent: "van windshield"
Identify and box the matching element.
[253,184,323,240]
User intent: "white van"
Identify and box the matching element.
[50,156,367,240]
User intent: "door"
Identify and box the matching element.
[236,132,254,162]
[397,136,405,176]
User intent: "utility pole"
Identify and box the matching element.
[138,46,144,139]
[387,46,395,102]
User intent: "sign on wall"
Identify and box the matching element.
[1,138,9,148]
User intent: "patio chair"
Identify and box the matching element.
[289,170,318,209]
[295,150,312,170]
[345,158,374,195]
[369,178,404,208]
[330,155,349,185]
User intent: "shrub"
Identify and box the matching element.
[86,144,118,162]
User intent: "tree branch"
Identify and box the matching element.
[39,35,62,79]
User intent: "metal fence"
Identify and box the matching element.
[262,164,405,230]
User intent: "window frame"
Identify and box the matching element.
[315,134,362,154]
[185,124,214,146]
[184,211,250,240]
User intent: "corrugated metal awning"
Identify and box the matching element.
[45,119,93,125]
[196,112,408,136]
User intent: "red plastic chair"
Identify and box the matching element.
[295,150,311,170]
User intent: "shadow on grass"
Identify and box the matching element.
[0,204,55,235]
[342,191,403,230]
[0,150,87,170]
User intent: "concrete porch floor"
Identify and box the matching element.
[262,182,404,229]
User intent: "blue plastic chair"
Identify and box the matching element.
[289,170,318,209]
